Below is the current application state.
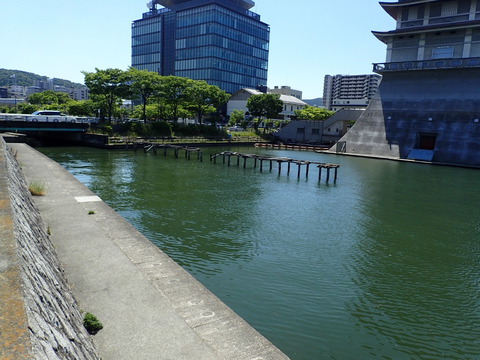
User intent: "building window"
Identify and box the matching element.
[417,6,425,19]
[442,1,457,16]
[458,0,471,13]
[297,128,305,134]
[430,4,442,17]
[312,128,319,135]
[432,46,454,58]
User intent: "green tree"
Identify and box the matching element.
[294,105,335,120]
[229,109,245,126]
[131,104,161,121]
[246,93,283,120]
[28,90,71,106]
[185,80,230,124]
[67,100,97,117]
[128,67,162,123]
[15,103,38,114]
[83,68,131,122]
[158,76,190,123]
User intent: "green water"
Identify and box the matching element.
[39,146,480,360]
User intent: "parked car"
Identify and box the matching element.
[27,110,77,123]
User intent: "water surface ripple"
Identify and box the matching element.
[40,146,480,360]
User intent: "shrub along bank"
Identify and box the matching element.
[93,121,228,138]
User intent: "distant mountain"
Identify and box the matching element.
[0,69,84,89]
[303,98,324,107]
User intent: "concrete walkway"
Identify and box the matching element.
[9,143,289,360]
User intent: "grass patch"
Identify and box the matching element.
[28,182,46,196]
[83,312,103,335]
[88,210,95,215]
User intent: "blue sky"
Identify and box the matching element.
[3,1,394,99]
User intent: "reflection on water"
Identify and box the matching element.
[348,162,480,359]
[40,147,480,360]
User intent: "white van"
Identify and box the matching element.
[27,110,77,122]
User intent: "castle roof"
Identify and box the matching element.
[379,0,437,19]
[372,19,480,43]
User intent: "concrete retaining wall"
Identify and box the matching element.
[0,138,100,360]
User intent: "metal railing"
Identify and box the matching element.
[373,57,480,73]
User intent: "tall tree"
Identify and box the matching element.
[28,90,72,106]
[83,68,131,122]
[246,93,283,120]
[185,80,230,124]
[67,100,97,117]
[158,76,190,123]
[128,67,162,123]
[229,109,245,126]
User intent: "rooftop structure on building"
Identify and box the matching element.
[323,74,381,111]
[132,0,270,94]
[331,0,480,167]
[269,85,302,99]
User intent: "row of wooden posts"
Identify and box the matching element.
[210,151,340,182]
[136,143,203,161]
[134,143,340,182]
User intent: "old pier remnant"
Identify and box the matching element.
[210,151,339,182]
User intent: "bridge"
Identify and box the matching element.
[0,121,92,145]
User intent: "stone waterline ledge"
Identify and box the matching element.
[0,138,100,359]
[1,138,290,360]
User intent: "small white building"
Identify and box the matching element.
[70,87,89,101]
[227,88,307,120]
[8,85,25,97]
[25,86,42,96]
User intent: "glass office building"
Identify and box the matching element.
[132,0,270,94]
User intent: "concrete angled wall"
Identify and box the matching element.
[275,110,363,145]
[0,138,100,360]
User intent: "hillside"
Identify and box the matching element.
[0,69,84,89]
[303,98,323,107]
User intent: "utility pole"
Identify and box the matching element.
[11,74,17,112]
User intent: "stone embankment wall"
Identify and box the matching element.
[0,138,100,360]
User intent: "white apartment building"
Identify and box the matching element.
[323,74,382,111]
[70,87,89,101]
